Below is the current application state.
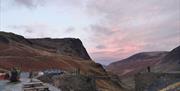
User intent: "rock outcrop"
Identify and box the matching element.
[29,38,91,60]
[0,31,32,45]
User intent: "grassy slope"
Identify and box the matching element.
[0,32,125,91]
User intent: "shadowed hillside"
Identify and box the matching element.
[29,38,91,60]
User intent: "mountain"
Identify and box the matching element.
[154,46,180,72]
[106,46,180,90]
[0,31,92,71]
[106,51,168,77]
[0,31,124,91]
[29,38,91,60]
[106,46,180,77]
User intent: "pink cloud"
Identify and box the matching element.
[89,31,145,64]
[2,0,179,65]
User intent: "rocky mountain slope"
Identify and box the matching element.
[29,38,91,60]
[0,31,92,71]
[106,45,180,77]
[153,46,180,72]
[106,51,168,77]
[106,46,180,90]
[0,31,125,91]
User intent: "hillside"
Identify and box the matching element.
[29,38,91,60]
[0,31,125,91]
[106,46,180,90]
[106,46,180,76]
[106,51,168,77]
[0,31,92,71]
[153,46,180,72]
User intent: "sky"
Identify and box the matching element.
[0,0,180,65]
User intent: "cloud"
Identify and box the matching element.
[86,0,180,64]
[7,24,63,38]
[86,0,180,31]
[91,43,143,65]
[96,45,106,49]
[1,0,179,64]
[13,0,46,8]
[65,27,75,33]
[12,0,84,9]
[90,24,115,35]
[8,25,33,33]
[14,0,36,7]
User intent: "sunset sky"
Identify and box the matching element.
[0,0,180,65]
